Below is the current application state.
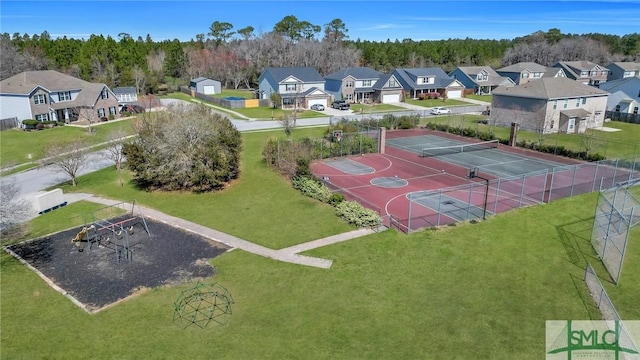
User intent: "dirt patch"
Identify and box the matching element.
[6,216,229,312]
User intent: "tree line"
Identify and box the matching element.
[2,17,639,94]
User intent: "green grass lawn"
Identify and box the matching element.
[4,190,639,359]
[232,106,325,120]
[421,116,640,159]
[0,120,136,168]
[465,94,493,102]
[405,98,470,108]
[350,103,405,113]
[212,89,255,99]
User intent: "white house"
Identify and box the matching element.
[258,67,330,109]
[598,76,640,115]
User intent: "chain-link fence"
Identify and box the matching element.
[402,158,639,233]
[591,185,639,283]
[584,263,621,320]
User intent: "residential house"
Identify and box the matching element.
[448,66,515,95]
[490,77,608,134]
[258,67,330,109]
[324,67,403,104]
[598,76,640,115]
[0,70,119,123]
[189,77,222,95]
[496,62,549,85]
[552,61,609,86]
[392,67,465,99]
[606,62,640,81]
[113,87,138,103]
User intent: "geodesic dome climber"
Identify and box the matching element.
[173,282,233,329]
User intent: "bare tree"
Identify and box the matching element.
[279,112,295,138]
[45,140,88,187]
[580,130,602,158]
[103,129,129,186]
[73,106,100,133]
[0,178,33,241]
[132,64,146,96]
[0,34,27,79]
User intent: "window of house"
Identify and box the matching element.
[522,73,529,78]
[601,71,607,76]
[575,98,580,107]
[35,113,49,122]
[581,97,586,105]
[568,118,575,131]
[58,91,71,101]
[615,105,621,112]
[553,100,558,110]
[634,107,639,115]
[580,71,588,76]
[590,71,597,76]
[362,80,372,87]
[477,74,488,81]
[33,94,46,105]
[533,72,541,78]
[362,93,370,101]
[388,79,396,87]
[345,94,353,101]
[345,80,354,88]
[550,120,554,129]
[283,98,294,106]
[109,106,116,115]
[563,99,568,109]
[97,108,105,117]
[285,84,297,92]
[101,89,108,99]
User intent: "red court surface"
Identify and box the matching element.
[311,129,636,232]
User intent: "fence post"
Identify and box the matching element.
[437,190,443,226]
[592,161,600,192]
[548,168,556,203]
[467,183,473,221]
[408,192,412,231]
[493,178,501,214]
[570,165,578,197]
[611,159,619,188]
[519,175,526,207]
[541,169,549,203]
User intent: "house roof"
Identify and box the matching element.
[394,68,455,89]
[191,77,209,83]
[324,67,381,80]
[454,66,511,86]
[598,76,640,95]
[262,67,325,83]
[372,74,401,90]
[113,87,136,94]
[0,70,95,95]
[492,77,608,100]
[607,62,640,71]
[497,62,548,73]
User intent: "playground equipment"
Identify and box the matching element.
[173,282,233,329]
[69,200,150,264]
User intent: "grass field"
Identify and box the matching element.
[0,119,136,168]
[2,126,639,359]
[405,98,470,108]
[350,103,405,113]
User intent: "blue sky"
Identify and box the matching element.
[1,0,638,42]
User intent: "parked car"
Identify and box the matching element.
[430,107,452,115]
[120,104,145,113]
[310,104,325,111]
[331,100,350,110]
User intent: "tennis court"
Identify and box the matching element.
[312,128,639,232]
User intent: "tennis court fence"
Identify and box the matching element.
[402,157,639,233]
[584,263,621,320]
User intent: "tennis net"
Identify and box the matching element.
[420,140,499,157]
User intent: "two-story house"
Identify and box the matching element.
[392,68,465,99]
[258,67,331,109]
[496,62,549,85]
[598,76,640,116]
[490,77,608,134]
[606,62,640,81]
[0,70,119,123]
[448,66,515,95]
[552,61,609,87]
[324,67,404,104]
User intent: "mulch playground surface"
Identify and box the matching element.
[7,216,229,312]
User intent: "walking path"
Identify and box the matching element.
[66,193,377,269]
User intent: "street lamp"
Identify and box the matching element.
[467,167,490,220]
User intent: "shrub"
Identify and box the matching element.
[56,122,65,126]
[328,193,345,206]
[334,201,382,227]
[35,122,45,130]
[291,176,332,202]
[108,114,115,121]
[22,119,39,129]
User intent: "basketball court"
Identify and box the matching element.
[311,128,638,232]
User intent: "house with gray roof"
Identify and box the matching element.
[598,76,640,116]
[0,70,119,123]
[324,67,403,104]
[496,62,550,85]
[258,67,330,109]
[448,66,515,95]
[552,61,609,86]
[606,62,640,81]
[113,86,138,103]
[490,77,608,134]
[392,68,465,99]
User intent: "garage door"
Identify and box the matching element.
[203,85,216,95]
[447,90,462,99]
[307,99,327,109]
[382,94,400,103]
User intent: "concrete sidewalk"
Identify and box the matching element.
[68,193,377,269]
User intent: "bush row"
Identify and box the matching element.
[423,122,606,161]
